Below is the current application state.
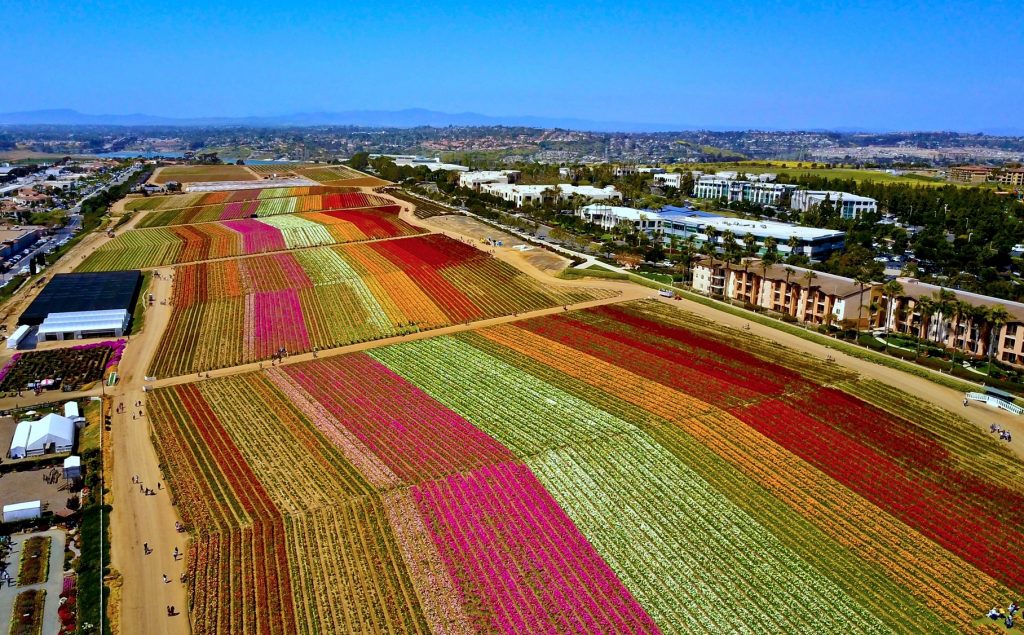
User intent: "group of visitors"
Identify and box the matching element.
[989,424,1013,443]
[987,601,1018,628]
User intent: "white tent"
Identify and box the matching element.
[63,455,82,479]
[9,413,75,458]
[3,500,41,523]
[64,401,80,419]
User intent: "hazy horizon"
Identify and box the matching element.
[3,1,1023,131]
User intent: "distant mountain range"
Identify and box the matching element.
[0,109,1020,136]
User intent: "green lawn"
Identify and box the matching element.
[671,161,975,188]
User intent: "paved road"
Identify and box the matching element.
[0,528,67,635]
[0,164,142,284]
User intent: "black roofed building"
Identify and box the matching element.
[19,271,142,339]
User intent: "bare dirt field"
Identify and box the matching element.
[422,215,571,273]
[0,463,73,514]
[151,165,258,184]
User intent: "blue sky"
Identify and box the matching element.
[2,1,1022,131]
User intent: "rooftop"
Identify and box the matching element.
[0,225,43,242]
[669,214,846,241]
[798,190,877,203]
[20,270,142,326]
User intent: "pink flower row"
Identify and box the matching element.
[279,354,512,484]
[413,461,661,634]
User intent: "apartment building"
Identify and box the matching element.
[948,165,994,183]
[879,278,1024,366]
[690,257,1024,370]
[995,168,1024,187]
[691,259,876,327]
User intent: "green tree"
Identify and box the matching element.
[346,151,370,170]
[880,279,904,350]
[986,305,1010,374]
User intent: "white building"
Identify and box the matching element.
[457,170,521,190]
[63,456,82,480]
[2,501,41,523]
[790,190,878,220]
[577,205,662,231]
[577,204,845,261]
[10,413,75,458]
[657,211,846,261]
[38,309,131,341]
[653,173,682,189]
[374,155,470,172]
[693,176,797,206]
[6,324,30,350]
[480,183,621,207]
[613,166,638,177]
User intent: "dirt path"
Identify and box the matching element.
[150,282,646,389]
[106,269,189,635]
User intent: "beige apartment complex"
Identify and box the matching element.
[691,258,1024,369]
[948,165,995,183]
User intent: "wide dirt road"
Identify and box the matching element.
[107,269,190,635]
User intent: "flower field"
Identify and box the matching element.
[0,340,125,392]
[123,185,363,212]
[77,206,419,271]
[135,192,391,227]
[147,234,610,376]
[148,298,1024,634]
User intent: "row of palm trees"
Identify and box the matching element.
[866,282,1013,373]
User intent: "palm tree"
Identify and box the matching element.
[881,279,904,350]
[948,300,971,372]
[757,250,778,306]
[967,305,990,358]
[802,270,818,322]
[854,270,872,332]
[668,234,680,259]
[704,226,720,266]
[868,300,881,338]
[914,296,935,360]
[742,232,757,258]
[786,235,800,263]
[987,305,1011,374]
[680,235,697,286]
[783,266,796,314]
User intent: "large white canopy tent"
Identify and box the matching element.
[9,413,75,458]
